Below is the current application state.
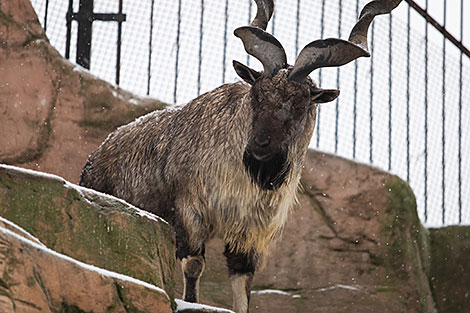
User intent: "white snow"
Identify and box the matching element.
[0,164,169,226]
[0,224,169,298]
[316,284,362,292]
[175,299,234,313]
[0,216,45,247]
[128,98,140,105]
[251,289,301,298]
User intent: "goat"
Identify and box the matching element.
[79,1,401,312]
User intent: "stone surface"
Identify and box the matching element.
[0,222,172,313]
[428,226,470,313]
[0,0,165,183]
[0,164,176,304]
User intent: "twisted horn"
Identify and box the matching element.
[251,0,274,31]
[234,0,287,77]
[234,27,287,76]
[288,0,402,82]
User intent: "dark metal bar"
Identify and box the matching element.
[295,0,301,57]
[65,0,73,59]
[316,0,326,148]
[247,0,252,66]
[222,0,227,85]
[147,0,155,95]
[388,13,393,171]
[44,0,49,32]
[174,0,182,104]
[353,0,359,159]
[458,0,463,223]
[115,0,123,85]
[76,0,93,69]
[335,0,342,154]
[199,0,206,91]
[91,13,126,22]
[424,0,429,222]
[406,0,470,59]
[67,0,126,70]
[369,22,374,164]
[406,4,410,182]
[441,0,447,224]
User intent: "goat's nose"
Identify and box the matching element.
[255,136,270,148]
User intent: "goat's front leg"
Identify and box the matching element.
[174,217,206,303]
[224,245,256,313]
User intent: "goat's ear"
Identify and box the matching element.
[233,60,262,85]
[310,88,340,104]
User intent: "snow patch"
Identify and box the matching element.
[0,225,169,298]
[0,164,169,226]
[175,299,234,313]
[316,284,361,292]
[251,289,301,298]
[0,216,45,247]
[128,98,140,105]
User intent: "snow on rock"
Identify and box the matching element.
[0,215,45,246]
[175,299,235,313]
[0,223,172,313]
[315,284,362,292]
[251,289,301,298]
[0,224,169,298]
[0,163,176,300]
[0,163,169,225]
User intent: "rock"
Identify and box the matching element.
[0,0,166,183]
[428,226,470,313]
[0,222,172,313]
[0,164,176,304]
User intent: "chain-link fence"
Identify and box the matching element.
[30,0,470,227]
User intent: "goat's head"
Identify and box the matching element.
[235,0,401,190]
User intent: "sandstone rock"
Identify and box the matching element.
[429,226,470,313]
[0,0,166,183]
[0,222,172,313]
[0,164,176,304]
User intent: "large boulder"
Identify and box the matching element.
[0,220,172,313]
[0,164,176,304]
[0,0,165,183]
[428,226,470,313]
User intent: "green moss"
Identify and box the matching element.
[379,177,434,312]
[428,226,470,313]
[0,166,176,303]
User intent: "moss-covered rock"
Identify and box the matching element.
[0,164,176,306]
[428,226,470,313]
[0,222,172,313]
[378,177,434,312]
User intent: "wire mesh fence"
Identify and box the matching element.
[30,0,470,227]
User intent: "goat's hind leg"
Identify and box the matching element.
[224,245,257,313]
[181,253,205,302]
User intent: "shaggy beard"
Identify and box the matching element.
[243,149,290,190]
